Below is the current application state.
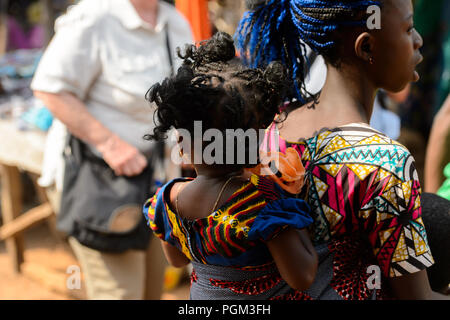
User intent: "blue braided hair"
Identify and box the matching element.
[235,0,381,103]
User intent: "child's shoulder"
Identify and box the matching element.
[143,177,193,239]
[144,178,193,212]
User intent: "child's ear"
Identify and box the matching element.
[354,32,374,64]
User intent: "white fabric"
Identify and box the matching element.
[370,95,401,140]
[37,118,67,190]
[303,46,327,95]
[32,0,194,188]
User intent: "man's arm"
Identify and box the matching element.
[34,91,147,177]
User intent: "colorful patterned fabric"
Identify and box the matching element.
[143,174,313,299]
[262,122,435,299]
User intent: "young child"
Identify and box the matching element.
[143,32,318,300]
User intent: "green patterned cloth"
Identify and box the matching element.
[437,163,450,201]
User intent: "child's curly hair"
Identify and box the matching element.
[145,32,289,167]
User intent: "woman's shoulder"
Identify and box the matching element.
[318,124,419,179]
[334,123,413,156]
[303,122,402,146]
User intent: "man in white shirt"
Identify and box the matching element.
[31,0,193,300]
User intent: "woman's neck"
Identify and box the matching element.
[279,62,379,142]
[317,64,377,124]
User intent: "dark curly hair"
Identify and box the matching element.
[145,32,289,167]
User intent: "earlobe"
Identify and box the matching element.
[354,32,373,63]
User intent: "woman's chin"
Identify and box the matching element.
[385,82,409,94]
[413,70,420,82]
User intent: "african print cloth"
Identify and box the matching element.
[262,122,435,299]
[143,175,313,299]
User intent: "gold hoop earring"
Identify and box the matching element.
[369,57,375,65]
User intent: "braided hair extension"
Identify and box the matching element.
[236,0,381,103]
[145,32,289,167]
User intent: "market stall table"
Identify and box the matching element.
[0,118,54,273]
[0,118,168,299]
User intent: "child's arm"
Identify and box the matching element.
[266,228,318,291]
[160,241,191,268]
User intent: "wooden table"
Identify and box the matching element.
[0,119,54,273]
[0,118,168,299]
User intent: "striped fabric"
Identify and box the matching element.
[143,174,311,268]
[143,174,314,300]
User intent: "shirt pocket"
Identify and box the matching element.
[116,52,157,73]
[110,51,171,95]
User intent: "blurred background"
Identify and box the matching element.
[0,0,448,300]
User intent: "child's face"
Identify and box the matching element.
[370,0,423,92]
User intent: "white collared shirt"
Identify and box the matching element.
[32,0,193,189]
[31,0,194,152]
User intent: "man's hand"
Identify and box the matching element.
[33,91,148,177]
[97,134,148,177]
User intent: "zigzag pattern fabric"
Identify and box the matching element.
[263,122,434,279]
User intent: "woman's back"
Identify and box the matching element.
[236,0,448,300]
[263,121,434,298]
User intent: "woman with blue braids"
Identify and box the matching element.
[237,0,449,299]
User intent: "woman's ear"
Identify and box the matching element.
[354,32,375,64]
[175,130,183,144]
